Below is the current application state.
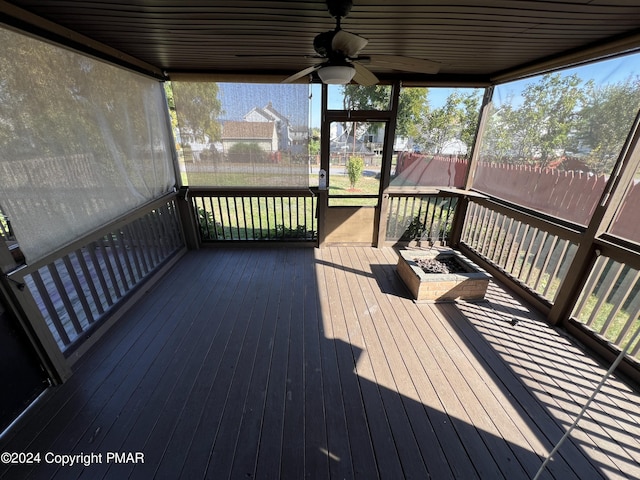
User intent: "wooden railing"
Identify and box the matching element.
[189,188,318,243]
[461,198,580,304]
[385,192,458,245]
[572,242,640,362]
[6,194,184,356]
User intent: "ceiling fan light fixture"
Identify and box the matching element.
[317,64,356,84]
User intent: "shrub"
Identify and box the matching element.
[346,156,365,189]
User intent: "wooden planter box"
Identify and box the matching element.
[396,249,490,303]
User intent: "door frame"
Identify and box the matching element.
[317,82,400,247]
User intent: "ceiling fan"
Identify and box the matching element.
[283,0,440,85]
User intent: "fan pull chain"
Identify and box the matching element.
[533,323,640,480]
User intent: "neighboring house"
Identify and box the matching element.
[289,125,309,154]
[221,121,278,153]
[440,138,468,155]
[244,102,292,151]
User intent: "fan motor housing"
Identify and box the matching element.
[313,31,335,57]
[326,0,353,19]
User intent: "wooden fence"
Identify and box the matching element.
[393,153,468,187]
[473,162,607,226]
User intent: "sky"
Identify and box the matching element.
[216,50,640,129]
[217,82,310,126]
[494,51,640,106]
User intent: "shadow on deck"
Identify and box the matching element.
[0,247,638,479]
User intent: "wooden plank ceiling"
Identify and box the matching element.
[3,0,640,83]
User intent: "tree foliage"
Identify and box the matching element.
[481,72,640,172]
[169,81,223,144]
[414,91,482,154]
[576,76,640,173]
[309,127,321,155]
[346,156,365,189]
[341,85,482,156]
[342,85,429,137]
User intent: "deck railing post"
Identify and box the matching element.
[176,186,201,250]
[449,194,468,249]
[317,189,328,247]
[0,274,71,384]
[549,107,640,326]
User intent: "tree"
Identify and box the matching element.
[516,73,584,166]
[481,73,585,166]
[481,100,518,162]
[169,81,223,144]
[458,91,482,154]
[576,76,640,173]
[342,85,429,137]
[412,90,482,155]
[308,127,320,156]
[346,156,365,189]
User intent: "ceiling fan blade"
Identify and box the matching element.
[367,54,440,74]
[332,30,368,57]
[282,64,322,83]
[352,62,379,86]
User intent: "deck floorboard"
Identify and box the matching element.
[1,247,639,480]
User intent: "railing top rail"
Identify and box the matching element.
[470,195,583,244]
[188,187,318,197]
[596,234,640,271]
[8,191,178,279]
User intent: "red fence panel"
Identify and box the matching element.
[474,162,606,225]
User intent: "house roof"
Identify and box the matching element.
[244,102,288,124]
[3,1,640,84]
[222,121,276,140]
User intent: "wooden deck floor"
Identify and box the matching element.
[1,247,639,479]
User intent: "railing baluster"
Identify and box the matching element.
[495,216,513,266]
[258,196,265,239]
[132,218,152,273]
[31,270,71,347]
[87,241,114,307]
[524,230,547,285]
[97,237,123,298]
[104,233,129,291]
[217,197,226,240]
[461,201,476,243]
[504,220,522,273]
[249,197,256,240]
[140,215,159,267]
[533,235,557,292]
[479,209,494,254]
[48,261,84,335]
[115,229,136,286]
[239,197,247,240]
[600,269,639,337]
[574,254,606,315]
[585,260,623,327]
[266,196,272,240]
[62,254,95,325]
[613,291,640,345]
[489,213,505,262]
[428,197,438,243]
[75,247,105,316]
[280,196,285,239]
[123,224,144,281]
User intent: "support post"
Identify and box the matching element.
[176,186,201,250]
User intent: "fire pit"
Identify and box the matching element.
[396,249,490,302]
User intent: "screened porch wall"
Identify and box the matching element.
[457,54,640,377]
